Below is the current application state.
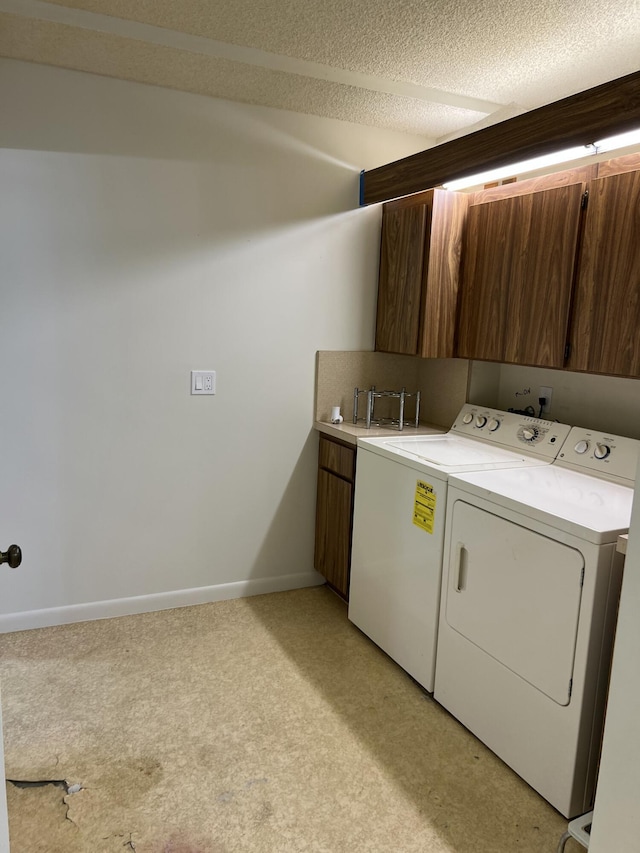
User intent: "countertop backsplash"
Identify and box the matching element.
[315,351,470,430]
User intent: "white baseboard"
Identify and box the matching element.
[0,571,325,633]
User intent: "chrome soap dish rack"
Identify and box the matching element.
[353,386,421,430]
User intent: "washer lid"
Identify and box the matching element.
[449,465,634,543]
[358,434,550,474]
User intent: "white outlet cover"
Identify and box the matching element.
[191,370,216,395]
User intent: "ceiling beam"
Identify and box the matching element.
[0,0,504,115]
[361,70,640,205]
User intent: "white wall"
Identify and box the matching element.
[469,362,640,438]
[0,59,429,626]
[590,479,640,850]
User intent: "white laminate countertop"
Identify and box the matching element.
[314,420,446,446]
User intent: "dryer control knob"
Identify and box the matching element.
[522,428,537,441]
[488,418,500,432]
[594,443,611,460]
[574,439,590,454]
[462,412,474,424]
[475,415,487,428]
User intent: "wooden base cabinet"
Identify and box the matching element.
[314,435,356,601]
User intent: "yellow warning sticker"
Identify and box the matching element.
[413,480,436,534]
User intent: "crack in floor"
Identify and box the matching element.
[7,778,68,789]
[7,778,82,826]
[101,831,137,849]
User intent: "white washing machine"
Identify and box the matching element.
[348,405,571,692]
[434,425,639,818]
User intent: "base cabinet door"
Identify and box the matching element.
[314,436,356,600]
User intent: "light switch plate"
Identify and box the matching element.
[191,370,216,395]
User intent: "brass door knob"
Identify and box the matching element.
[0,545,22,568]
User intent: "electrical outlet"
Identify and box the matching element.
[191,370,216,395]
[539,385,553,414]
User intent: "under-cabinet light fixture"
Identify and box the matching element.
[593,128,640,153]
[442,127,640,191]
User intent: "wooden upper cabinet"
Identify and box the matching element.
[376,203,426,355]
[568,169,640,377]
[456,198,511,361]
[420,191,470,358]
[375,189,468,357]
[504,183,584,366]
[457,183,584,367]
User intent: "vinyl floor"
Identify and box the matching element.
[0,586,581,852]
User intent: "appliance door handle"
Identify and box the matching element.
[454,541,467,592]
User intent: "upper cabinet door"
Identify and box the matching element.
[568,170,640,377]
[375,202,428,355]
[457,183,584,367]
[456,197,512,361]
[375,189,468,358]
[502,183,583,366]
[419,190,469,359]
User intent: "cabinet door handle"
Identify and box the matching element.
[454,541,467,592]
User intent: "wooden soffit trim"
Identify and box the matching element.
[361,69,640,205]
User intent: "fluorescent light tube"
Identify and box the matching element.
[594,129,640,153]
[442,125,640,191]
[443,145,595,191]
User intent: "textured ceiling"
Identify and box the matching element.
[1,0,639,141]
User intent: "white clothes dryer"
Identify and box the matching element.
[434,425,639,818]
[348,405,571,692]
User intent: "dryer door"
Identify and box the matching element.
[445,500,584,705]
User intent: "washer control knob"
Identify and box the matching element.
[574,439,590,454]
[462,412,474,425]
[488,418,500,432]
[594,443,611,460]
[475,415,487,428]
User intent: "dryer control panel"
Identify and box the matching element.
[450,405,571,460]
[558,428,640,485]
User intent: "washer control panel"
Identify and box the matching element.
[558,428,640,484]
[451,405,571,459]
